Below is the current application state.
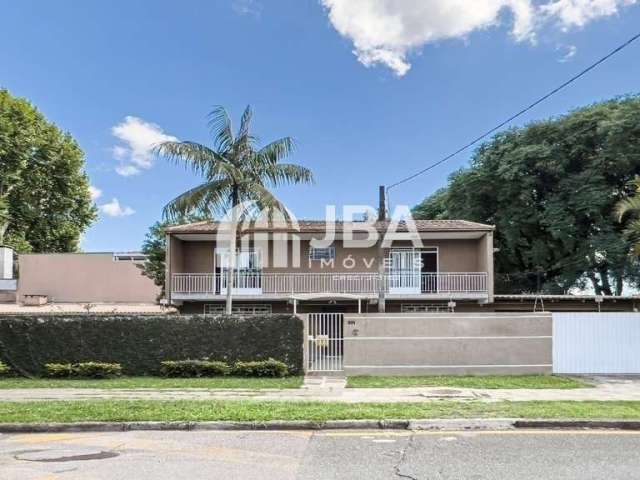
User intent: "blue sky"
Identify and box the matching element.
[1,0,639,252]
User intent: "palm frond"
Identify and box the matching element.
[163,179,233,221]
[242,182,292,221]
[256,137,296,165]
[207,106,235,153]
[615,195,640,222]
[154,141,223,177]
[238,105,253,140]
[263,163,314,187]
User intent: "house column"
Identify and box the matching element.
[377,245,386,313]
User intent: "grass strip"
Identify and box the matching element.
[0,376,303,390]
[346,375,591,389]
[0,400,638,423]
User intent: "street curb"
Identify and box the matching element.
[1,419,640,433]
[514,420,640,430]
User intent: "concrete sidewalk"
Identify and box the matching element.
[1,376,640,403]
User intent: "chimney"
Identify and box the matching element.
[378,185,387,221]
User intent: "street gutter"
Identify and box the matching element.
[2,419,640,433]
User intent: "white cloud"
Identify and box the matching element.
[542,0,637,29]
[232,0,262,16]
[99,198,135,217]
[320,0,637,76]
[558,44,578,62]
[88,185,102,201]
[111,116,178,176]
[115,164,141,177]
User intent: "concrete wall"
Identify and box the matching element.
[343,313,552,375]
[18,253,160,303]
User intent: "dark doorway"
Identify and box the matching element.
[421,251,438,293]
[321,304,348,313]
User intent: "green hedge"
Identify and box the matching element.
[0,314,303,376]
[45,362,123,379]
[160,360,230,377]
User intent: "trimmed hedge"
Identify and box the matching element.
[160,360,230,377]
[44,362,122,379]
[232,359,288,378]
[0,314,303,376]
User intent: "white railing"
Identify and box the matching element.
[172,272,488,296]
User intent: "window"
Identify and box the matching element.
[402,303,447,313]
[204,304,272,315]
[113,252,147,263]
[309,246,335,261]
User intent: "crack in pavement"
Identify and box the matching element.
[393,432,419,480]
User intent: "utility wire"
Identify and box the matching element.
[387,31,640,191]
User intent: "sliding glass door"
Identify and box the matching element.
[216,249,262,295]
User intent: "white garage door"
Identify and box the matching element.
[553,312,640,374]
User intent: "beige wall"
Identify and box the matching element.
[343,312,552,376]
[18,253,160,303]
[171,236,490,274]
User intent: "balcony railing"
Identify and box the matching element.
[172,272,488,296]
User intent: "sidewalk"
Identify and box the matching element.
[1,376,640,403]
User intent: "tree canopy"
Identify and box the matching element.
[0,89,96,252]
[413,95,640,295]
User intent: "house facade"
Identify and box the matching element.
[165,219,495,314]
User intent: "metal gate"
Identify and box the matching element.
[553,312,640,374]
[307,313,344,372]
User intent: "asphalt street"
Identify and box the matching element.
[1,429,639,479]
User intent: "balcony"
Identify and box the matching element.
[171,272,488,300]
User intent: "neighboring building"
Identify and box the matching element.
[165,219,495,314]
[17,252,160,304]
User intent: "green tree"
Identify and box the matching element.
[139,214,208,298]
[155,105,313,313]
[139,221,168,297]
[413,96,640,295]
[0,89,96,252]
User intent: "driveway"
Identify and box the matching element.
[1,429,640,479]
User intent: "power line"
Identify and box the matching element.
[387,30,640,191]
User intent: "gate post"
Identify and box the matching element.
[301,313,309,374]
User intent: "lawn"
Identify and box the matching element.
[0,376,303,390]
[0,400,638,423]
[346,375,591,389]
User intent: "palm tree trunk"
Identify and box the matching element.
[598,267,613,296]
[225,189,240,315]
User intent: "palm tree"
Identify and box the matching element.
[615,175,640,256]
[155,105,313,314]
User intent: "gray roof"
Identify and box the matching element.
[166,219,494,234]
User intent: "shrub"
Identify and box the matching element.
[45,363,74,378]
[74,362,122,378]
[44,362,122,379]
[0,361,10,376]
[232,358,289,378]
[0,314,303,376]
[160,360,230,377]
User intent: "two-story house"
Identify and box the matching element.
[165,218,494,314]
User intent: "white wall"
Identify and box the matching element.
[0,247,13,279]
[553,312,640,374]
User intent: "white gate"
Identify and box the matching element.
[307,313,344,372]
[553,312,640,374]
